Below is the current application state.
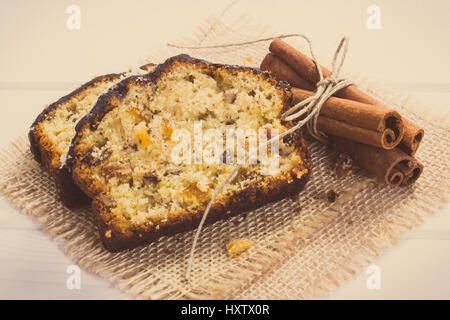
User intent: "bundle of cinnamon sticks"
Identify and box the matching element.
[261,38,424,186]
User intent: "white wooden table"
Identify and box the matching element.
[0,0,449,299]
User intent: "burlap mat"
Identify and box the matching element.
[0,16,449,299]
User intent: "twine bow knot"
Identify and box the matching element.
[280,36,352,143]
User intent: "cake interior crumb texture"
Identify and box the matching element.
[33,76,121,169]
[70,55,311,249]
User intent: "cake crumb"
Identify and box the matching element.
[327,190,338,203]
[226,239,254,257]
[105,230,112,238]
[335,152,353,179]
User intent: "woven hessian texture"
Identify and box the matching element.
[0,16,449,299]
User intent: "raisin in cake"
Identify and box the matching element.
[68,55,311,252]
[29,63,155,207]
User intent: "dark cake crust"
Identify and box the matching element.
[68,54,312,252]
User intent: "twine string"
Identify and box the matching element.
[181,35,353,283]
[168,33,313,49]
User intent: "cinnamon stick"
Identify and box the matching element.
[265,38,424,155]
[292,88,404,149]
[261,53,315,91]
[399,119,424,155]
[330,136,423,186]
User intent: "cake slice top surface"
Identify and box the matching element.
[69,55,310,233]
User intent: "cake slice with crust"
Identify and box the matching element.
[68,55,312,252]
[29,63,155,207]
